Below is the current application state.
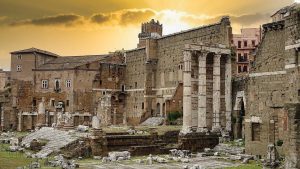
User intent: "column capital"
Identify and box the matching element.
[183,50,192,61]
[214,53,222,59]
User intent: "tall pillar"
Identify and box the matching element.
[1,106,4,131]
[18,112,22,131]
[182,50,192,133]
[113,108,117,125]
[212,54,221,132]
[225,55,232,132]
[197,52,207,131]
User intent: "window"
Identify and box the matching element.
[66,80,71,88]
[121,85,125,92]
[66,100,69,107]
[17,55,22,60]
[238,41,242,48]
[135,82,137,88]
[51,99,55,107]
[243,66,248,72]
[17,65,22,72]
[142,102,144,109]
[54,79,60,89]
[238,66,242,73]
[251,123,261,141]
[244,41,248,47]
[244,53,248,61]
[32,98,37,107]
[42,80,48,89]
[252,40,256,47]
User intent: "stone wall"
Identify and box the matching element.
[245,24,287,157]
[125,17,232,125]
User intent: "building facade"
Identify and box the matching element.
[245,4,300,168]
[232,28,261,75]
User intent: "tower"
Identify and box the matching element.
[137,19,163,48]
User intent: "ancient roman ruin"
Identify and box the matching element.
[0,3,300,169]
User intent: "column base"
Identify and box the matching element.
[211,126,221,133]
[180,126,192,135]
[197,127,208,133]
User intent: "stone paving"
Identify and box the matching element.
[79,156,241,169]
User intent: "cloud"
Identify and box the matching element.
[10,14,83,26]
[90,13,113,24]
[119,9,156,25]
[90,9,156,26]
[182,13,271,27]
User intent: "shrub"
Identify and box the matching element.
[167,111,183,122]
[277,139,283,147]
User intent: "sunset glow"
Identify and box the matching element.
[0,0,295,70]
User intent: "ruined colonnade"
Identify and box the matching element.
[182,44,232,133]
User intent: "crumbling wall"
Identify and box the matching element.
[245,23,288,157]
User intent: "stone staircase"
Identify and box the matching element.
[21,127,79,158]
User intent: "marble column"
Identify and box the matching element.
[212,54,221,132]
[225,55,232,132]
[182,50,192,133]
[197,52,207,131]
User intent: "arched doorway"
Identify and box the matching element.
[162,103,166,117]
[156,103,160,117]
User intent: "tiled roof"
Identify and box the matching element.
[10,47,59,57]
[35,55,108,70]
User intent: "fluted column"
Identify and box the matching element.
[212,54,221,132]
[182,50,192,133]
[197,52,207,131]
[225,55,232,132]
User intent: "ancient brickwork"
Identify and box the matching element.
[125,18,232,127]
[245,4,300,158]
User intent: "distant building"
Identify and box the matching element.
[0,69,10,91]
[232,28,261,75]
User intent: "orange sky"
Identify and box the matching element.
[0,0,295,70]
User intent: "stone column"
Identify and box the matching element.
[18,112,22,131]
[1,106,4,131]
[197,52,207,131]
[212,54,221,132]
[182,50,192,133]
[113,108,117,125]
[225,55,232,132]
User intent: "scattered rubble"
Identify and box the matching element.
[21,127,79,158]
[141,117,165,126]
[77,125,89,132]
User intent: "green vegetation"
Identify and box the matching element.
[276,139,283,147]
[224,160,262,169]
[167,111,183,122]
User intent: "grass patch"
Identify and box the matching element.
[224,161,262,169]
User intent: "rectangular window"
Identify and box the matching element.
[17,65,22,72]
[238,66,242,73]
[252,40,256,47]
[244,41,248,47]
[51,100,55,107]
[238,41,242,48]
[252,123,261,141]
[66,80,71,88]
[42,80,48,89]
[17,55,22,60]
[244,53,248,61]
[66,100,69,107]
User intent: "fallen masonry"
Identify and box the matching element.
[21,127,79,158]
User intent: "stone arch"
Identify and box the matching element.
[162,103,166,117]
[156,103,161,117]
[233,91,246,139]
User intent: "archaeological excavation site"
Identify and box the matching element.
[0,2,300,169]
